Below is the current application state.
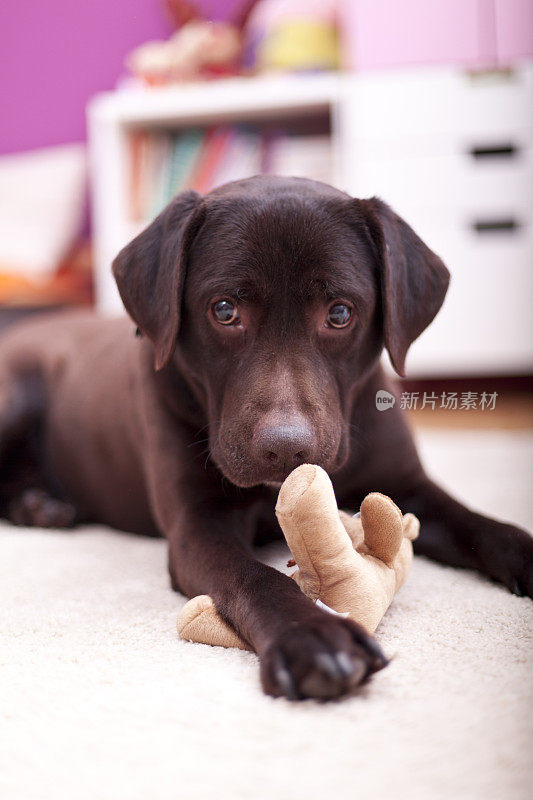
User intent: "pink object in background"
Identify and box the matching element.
[340,0,497,71]
[495,0,533,63]
[246,0,338,29]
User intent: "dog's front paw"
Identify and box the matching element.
[490,523,533,598]
[259,613,388,701]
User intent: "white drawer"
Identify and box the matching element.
[404,225,533,376]
[454,67,533,138]
[350,127,533,164]
[351,147,533,226]
[343,64,533,144]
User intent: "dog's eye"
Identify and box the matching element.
[212,299,239,325]
[326,303,352,328]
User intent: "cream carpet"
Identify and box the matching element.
[1,430,532,800]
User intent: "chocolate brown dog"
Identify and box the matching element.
[1,176,531,700]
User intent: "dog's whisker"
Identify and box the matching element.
[187,437,210,448]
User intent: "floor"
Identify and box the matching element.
[0,414,532,800]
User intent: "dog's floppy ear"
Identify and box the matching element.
[112,190,205,370]
[356,198,450,376]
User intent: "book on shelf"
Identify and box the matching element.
[128,126,333,223]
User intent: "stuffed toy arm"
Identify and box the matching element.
[177,465,419,649]
[177,594,253,651]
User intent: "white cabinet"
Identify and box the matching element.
[340,66,533,375]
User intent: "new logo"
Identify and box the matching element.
[375,390,396,411]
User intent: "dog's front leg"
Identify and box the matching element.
[164,495,388,699]
[396,479,533,598]
[138,379,387,699]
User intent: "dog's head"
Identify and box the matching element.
[113,176,449,487]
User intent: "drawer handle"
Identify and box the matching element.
[472,219,520,233]
[469,144,517,159]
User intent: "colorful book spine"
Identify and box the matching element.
[128,125,333,222]
[165,129,205,202]
[189,127,234,194]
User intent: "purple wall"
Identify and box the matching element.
[0,0,241,154]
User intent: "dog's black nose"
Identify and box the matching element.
[253,423,316,469]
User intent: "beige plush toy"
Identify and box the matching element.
[177,464,419,651]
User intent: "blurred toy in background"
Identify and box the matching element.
[125,23,242,84]
[126,0,243,85]
[124,0,341,85]
[244,0,340,73]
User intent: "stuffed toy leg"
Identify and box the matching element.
[177,464,419,650]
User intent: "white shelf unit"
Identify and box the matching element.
[88,66,533,376]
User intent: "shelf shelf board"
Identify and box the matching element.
[87,73,345,128]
